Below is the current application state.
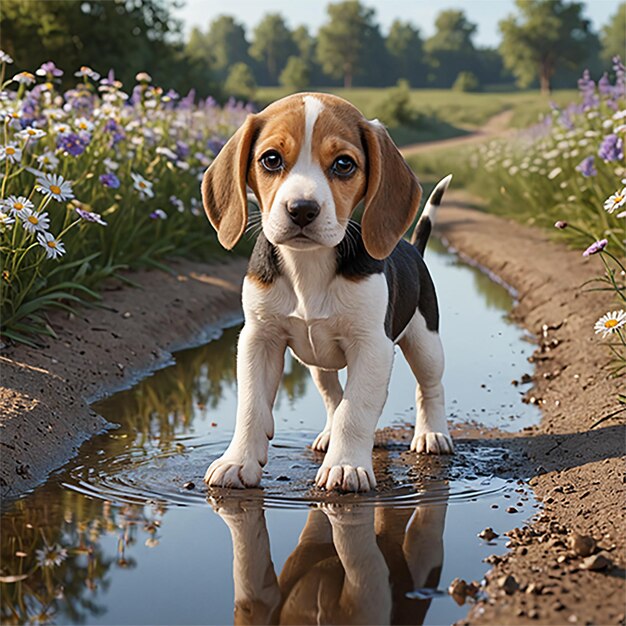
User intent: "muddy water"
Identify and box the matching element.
[1,240,540,625]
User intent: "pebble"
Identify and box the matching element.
[580,552,612,571]
[506,506,518,513]
[497,574,519,594]
[568,533,596,557]
[448,577,468,605]
[183,481,195,490]
[528,609,540,619]
[479,527,499,541]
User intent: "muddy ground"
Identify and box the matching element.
[1,193,624,625]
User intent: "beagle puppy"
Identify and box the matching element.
[201,92,453,493]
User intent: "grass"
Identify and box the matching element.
[255,87,577,145]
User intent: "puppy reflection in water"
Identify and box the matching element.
[212,486,448,625]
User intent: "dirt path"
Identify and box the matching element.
[401,109,514,157]
[0,257,247,499]
[437,192,624,626]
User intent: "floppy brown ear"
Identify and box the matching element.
[360,121,422,260]
[201,114,260,250]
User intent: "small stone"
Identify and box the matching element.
[466,581,480,597]
[526,582,542,595]
[507,506,518,513]
[183,481,195,490]
[498,574,519,594]
[580,552,612,571]
[122,311,132,318]
[479,527,499,541]
[448,577,468,605]
[568,533,596,557]
[528,609,540,619]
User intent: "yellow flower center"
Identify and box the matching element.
[28,215,39,225]
[614,195,624,203]
[27,129,36,135]
[6,147,15,155]
[14,202,23,210]
[604,319,619,329]
[79,122,87,129]
[139,181,146,188]
[50,185,61,195]
[47,241,57,249]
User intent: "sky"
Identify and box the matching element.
[174,0,621,47]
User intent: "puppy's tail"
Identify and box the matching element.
[410,174,452,256]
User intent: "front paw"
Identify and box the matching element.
[315,462,376,492]
[311,430,331,452]
[204,456,262,489]
[410,431,454,455]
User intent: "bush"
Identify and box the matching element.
[453,71,480,92]
[279,57,310,91]
[224,63,256,102]
[373,80,423,128]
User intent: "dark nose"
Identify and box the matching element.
[287,199,320,228]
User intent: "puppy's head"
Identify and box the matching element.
[202,93,422,259]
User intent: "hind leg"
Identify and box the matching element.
[399,311,453,454]
[310,367,343,452]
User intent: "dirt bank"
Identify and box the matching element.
[0,258,247,500]
[436,192,625,626]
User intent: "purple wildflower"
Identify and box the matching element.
[582,239,608,257]
[207,138,226,157]
[57,132,90,157]
[598,73,612,96]
[75,208,107,226]
[575,156,597,177]
[36,61,63,78]
[577,69,598,110]
[150,209,167,220]
[598,134,624,162]
[175,140,189,159]
[99,172,120,189]
[104,118,119,133]
[179,89,196,110]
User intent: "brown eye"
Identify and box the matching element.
[331,155,356,177]
[260,150,283,172]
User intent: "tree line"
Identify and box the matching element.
[2,0,624,99]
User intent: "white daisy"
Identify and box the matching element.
[75,117,94,132]
[74,66,100,81]
[36,151,60,170]
[35,543,68,567]
[604,188,626,213]
[103,157,119,171]
[18,208,50,234]
[16,127,46,142]
[135,72,152,83]
[12,71,35,86]
[0,50,13,64]
[53,122,72,136]
[156,146,177,160]
[0,211,15,228]
[131,172,154,199]
[37,231,66,260]
[617,210,626,218]
[36,173,74,202]
[3,195,34,216]
[0,143,22,163]
[594,310,626,338]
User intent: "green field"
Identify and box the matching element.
[255,87,577,145]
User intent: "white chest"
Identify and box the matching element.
[242,269,389,371]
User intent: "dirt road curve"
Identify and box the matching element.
[401,109,514,157]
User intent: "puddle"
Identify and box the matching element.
[0,240,540,625]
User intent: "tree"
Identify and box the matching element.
[600,3,626,65]
[224,62,256,101]
[499,0,594,94]
[386,20,426,86]
[0,0,184,89]
[280,56,310,90]
[202,15,251,80]
[316,0,379,88]
[249,13,296,84]
[424,10,479,87]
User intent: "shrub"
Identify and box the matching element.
[453,71,480,92]
[373,80,423,128]
[224,63,257,102]
[279,57,310,91]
